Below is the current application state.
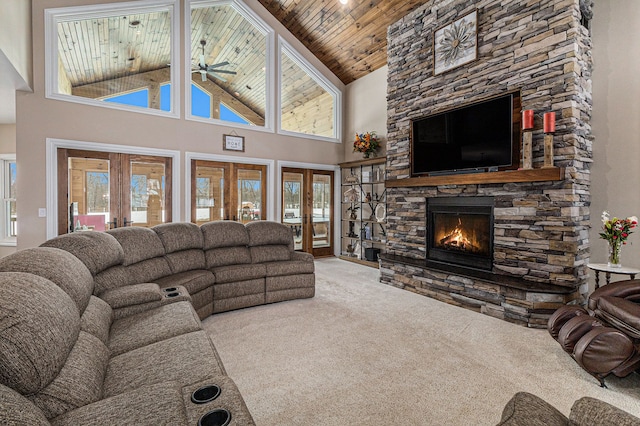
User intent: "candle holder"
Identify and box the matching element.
[543,133,554,168]
[543,112,556,168]
[522,130,533,170]
[520,109,534,170]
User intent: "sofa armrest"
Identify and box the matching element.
[99,283,166,319]
[570,397,640,426]
[496,392,569,426]
[99,283,162,308]
[51,382,187,425]
[291,251,314,262]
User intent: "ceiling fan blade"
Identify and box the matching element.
[207,61,230,69]
[210,70,237,75]
[208,72,227,83]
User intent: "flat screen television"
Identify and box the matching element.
[411,91,521,176]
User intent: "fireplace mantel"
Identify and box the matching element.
[385,167,564,188]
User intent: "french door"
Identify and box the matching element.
[191,160,266,224]
[57,149,172,234]
[282,168,333,256]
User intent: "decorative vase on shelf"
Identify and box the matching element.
[608,241,622,268]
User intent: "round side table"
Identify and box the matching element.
[587,263,640,290]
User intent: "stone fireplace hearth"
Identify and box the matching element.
[379,0,592,328]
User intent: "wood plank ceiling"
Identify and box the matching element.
[258,0,427,84]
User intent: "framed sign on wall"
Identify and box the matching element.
[223,134,245,152]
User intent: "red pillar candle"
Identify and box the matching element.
[543,112,556,133]
[522,109,534,130]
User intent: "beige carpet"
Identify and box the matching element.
[202,258,640,425]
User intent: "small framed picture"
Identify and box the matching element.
[433,9,478,75]
[223,134,245,152]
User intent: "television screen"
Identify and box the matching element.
[411,92,519,175]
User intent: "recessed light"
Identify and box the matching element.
[339,0,348,4]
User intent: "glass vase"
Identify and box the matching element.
[608,241,622,268]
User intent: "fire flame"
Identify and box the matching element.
[440,218,473,249]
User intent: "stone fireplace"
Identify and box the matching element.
[379,0,593,328]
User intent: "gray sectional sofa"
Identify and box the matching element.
[0,220,315,425]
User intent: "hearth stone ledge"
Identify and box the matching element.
[379,253,581,329]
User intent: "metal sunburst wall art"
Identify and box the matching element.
[433,10,478,75]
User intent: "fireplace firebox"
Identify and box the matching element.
[426,197,494,270]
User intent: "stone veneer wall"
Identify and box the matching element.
[380,0,593,327]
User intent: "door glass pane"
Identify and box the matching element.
[130,160,166,227]
[283,172,303,250]
[68,157,110,232]
[237,169,262,224]
[312,174,331,248]
[195,165,225,224]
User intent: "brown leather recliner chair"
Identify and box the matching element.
[548,279,640,387]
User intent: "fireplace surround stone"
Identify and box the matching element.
[380,0,592,328]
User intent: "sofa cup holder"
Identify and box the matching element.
[198,409,231,426]
[165,292,180,298]
[163,287,178,292]
[191,384,221,404]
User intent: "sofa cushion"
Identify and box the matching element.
[107,227,166,266]
[80,296,112,346]
[264,260,315,277]
[250,245,291,264]
[108,301,202,356]
[41,231,124,275]
[0,247,94,314]
[155,269,215,295]
[201,220,249,249]
[214,278,265,300]
[246,220,294,249]
[569,396,640,426]
[498,392,568,426]
[165,249,207,273]
[153,222,204,253]
[99,283,162,309]
[212,263,266,284]
[30,332,109,419]
[50,382,186,426]
[0,273,80,395]
[94,259,172,294]
[205,246,252,268]
[0,384,50,426]
[104,331,224,397]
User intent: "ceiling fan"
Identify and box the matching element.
[193,39,237,82]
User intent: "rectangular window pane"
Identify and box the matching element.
[8,162,16,199]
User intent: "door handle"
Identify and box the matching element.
[123,217,134,227]
[110,217,118,229]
